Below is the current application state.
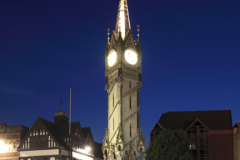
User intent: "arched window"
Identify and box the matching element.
[118,145,121,151]
[105,150,108,157]
[113,152,116,159]
[140,148,143,157]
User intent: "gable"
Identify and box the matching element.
[124,32,136,49]
[18,117,61,150]
[186,119,209,131]
[102,129,109,149]
[150,122,164,134]
[82,127,94,142]
[109,31,117,51]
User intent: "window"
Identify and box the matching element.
[129,81,131,88]
[13,141,16,150]
[187,121,209,160]
[48,136,55,148]
[113,95,114,107]
[113,118,114,130]
[105,150,108,157]
[28,138,30,149]
[65,137,70,146]
[129,97,131,109]
[130,124,132,137]
[23,138,30,150]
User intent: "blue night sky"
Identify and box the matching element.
[0,0,240,148]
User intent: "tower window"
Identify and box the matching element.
[113,95,114,108]
[130,124,132,137]
[129,81,131,88]
[129,97,131,109]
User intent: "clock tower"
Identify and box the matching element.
[102,0,146,160]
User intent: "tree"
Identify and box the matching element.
[146,129,191,160]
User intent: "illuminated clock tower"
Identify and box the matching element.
[102,0,146,160]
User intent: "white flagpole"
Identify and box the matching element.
[69,88,71,135]
[69,88,72,160]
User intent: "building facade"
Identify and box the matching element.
[150,110,234,160]
[17,108,102,160]
[0,124,29,160]
[102,0,145,160]
[234,122,240,160]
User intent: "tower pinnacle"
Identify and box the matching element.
[115,0,131,40]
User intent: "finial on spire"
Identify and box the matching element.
[107,27,110,43]
[60,96,62,111]
[137,24,140,37]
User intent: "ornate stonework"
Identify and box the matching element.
[102,0,145,160]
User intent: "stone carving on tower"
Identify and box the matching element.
[102,0,146,160]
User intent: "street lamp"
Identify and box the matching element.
[85,146,91,152]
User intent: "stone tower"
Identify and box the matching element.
[102,0,146,160]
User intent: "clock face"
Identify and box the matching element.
[108,50,117,67]
[124,49,137,65]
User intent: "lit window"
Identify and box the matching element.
[28,138,30,149]
[13,141,16,150]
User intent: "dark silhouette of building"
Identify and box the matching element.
[17,108,102,160]
[150,110,234,160]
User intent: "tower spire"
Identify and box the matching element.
[115,0,131,40]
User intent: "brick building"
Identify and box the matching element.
[234,122,240,160]
[0,124,29,160]
[150,110,234,160]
